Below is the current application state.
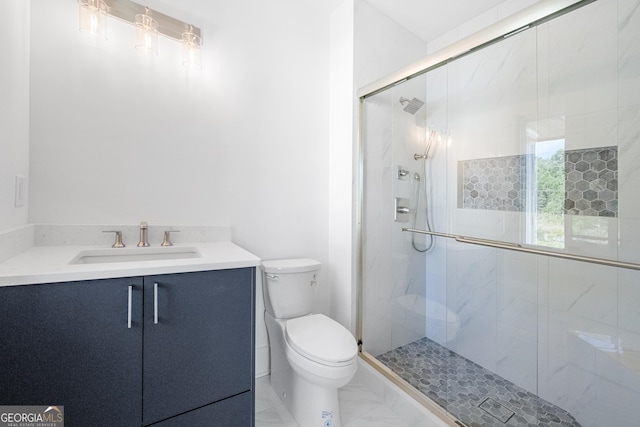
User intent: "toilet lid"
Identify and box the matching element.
[285,314,357,365]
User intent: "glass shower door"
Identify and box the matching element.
[359,1,640,425]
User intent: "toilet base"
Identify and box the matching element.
[265,312,354,427]
[288,373,341,427]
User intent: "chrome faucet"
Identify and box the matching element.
[161,230,180,247]
[137,222,150,247]
[103,230,125,248]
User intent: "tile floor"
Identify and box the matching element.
[255,375,414,427]
[377,337,581,427]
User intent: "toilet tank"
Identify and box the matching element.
[261,259,321,319]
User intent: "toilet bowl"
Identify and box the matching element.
[262,259,358,427]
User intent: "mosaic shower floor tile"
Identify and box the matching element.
[376,337,581,427]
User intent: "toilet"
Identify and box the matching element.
[262,259,358,427]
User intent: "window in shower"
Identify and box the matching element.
[529,138,566,248]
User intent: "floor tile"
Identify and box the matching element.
[255,375,411,427]
[377,337,581,427]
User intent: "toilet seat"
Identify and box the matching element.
[285,314,357,367]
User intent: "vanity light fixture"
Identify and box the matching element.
[135,8,158,55]
[181,27,202,68]
[79,0,108,40]
[78,0,202,66]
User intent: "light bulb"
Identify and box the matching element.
[135,11,158,56]
[181,30,202,68]
[79,0,107,40]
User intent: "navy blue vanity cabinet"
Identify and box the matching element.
[142,268,255,426]
[0,267,255,427]
[0,277,144,427]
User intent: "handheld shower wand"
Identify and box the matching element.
[411,130,438,253]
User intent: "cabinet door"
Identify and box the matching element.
[142,268,255,426]
[0,278,143,427]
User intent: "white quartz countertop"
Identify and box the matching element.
[0,242,261,286]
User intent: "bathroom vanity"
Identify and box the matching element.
[0,237,259,427]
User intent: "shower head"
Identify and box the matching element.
[399,97,425,114]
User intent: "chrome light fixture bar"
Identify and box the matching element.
[79,0,202,63]
[102,0,201,42]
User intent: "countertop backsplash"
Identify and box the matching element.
[33,224,233,247]
[0,225,35,264]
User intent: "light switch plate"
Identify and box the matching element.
[14,175,27,207]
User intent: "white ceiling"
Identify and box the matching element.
[300,0,506,43]
[364,0,506,42]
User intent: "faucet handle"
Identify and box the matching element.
[137,221,150,247]
[103,230,125,248]
[161,230,180,247]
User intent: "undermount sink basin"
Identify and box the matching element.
[69,247,202,265]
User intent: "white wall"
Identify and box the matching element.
[327,0,428,333]
[354,0,427,89]
[29,0,330,260]
[329,0,355,330]
[0,1,30,232]
[27,0,331,377]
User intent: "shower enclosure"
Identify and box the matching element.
[357,0,640,426]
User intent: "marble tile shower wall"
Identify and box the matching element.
[460,147,618,217]
[448,2,640,425]
[390,76,429,350]
[448,1,640,425]
[362,89,395,357]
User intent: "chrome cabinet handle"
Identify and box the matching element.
[127,285,133,329]
[154,282,158,324]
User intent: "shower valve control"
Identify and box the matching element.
[397,166,410,180]
[394,197,412,223]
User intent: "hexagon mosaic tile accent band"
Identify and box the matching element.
[377,337,582,427]
[564,146,618,217]
[461,155,528,212]
[460,146,618,217]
